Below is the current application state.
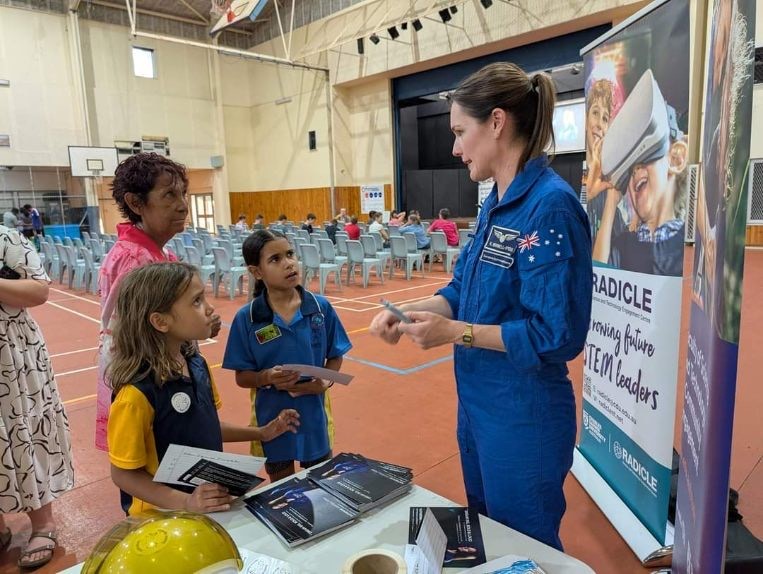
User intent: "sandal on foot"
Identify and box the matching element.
[18,531,56,570]
[0,528,11,552]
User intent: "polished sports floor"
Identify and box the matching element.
[3,247,761,573]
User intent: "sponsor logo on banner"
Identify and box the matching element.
[615,441,658,495]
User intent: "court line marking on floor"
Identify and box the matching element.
[348,280,450,301]
[54,342,215,378]
[46,301,100,324]
[57,365,98,377]
[63,394,96,406]
[333,294,433,313]
[343,354,452,375]
[347,326,369,335]
[50,288,100,305]
[50,346,99,358]
[321,280,450,305]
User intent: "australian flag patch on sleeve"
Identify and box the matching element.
[516,223,574,270]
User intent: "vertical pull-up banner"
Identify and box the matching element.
[673,0,755,572]
[573,0,689,558]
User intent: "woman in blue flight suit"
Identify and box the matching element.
[370,63,592,551]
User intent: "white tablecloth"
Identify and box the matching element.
[62,483,594,573]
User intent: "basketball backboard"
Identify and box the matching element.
[68,146,119,177]
[210,0,269,36]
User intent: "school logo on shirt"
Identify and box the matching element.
[171,392,191,414]
[480,225,520,269]
[255,324,282,344]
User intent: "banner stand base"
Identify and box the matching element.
[571,448,674,564]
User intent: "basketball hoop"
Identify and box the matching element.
[210,0,231,18]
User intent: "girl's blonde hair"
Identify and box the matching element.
[108,262,197,394]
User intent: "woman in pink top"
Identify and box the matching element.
[427,208,459,246]
[95,153,221,450]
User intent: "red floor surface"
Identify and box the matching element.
[4,248,761,573]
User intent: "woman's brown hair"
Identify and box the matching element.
[108,262,197,394]
[111,153,188,224]
[450,62,556,172]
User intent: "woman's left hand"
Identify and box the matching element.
[209,313,222,338]
[398,312,462,350]
[287,378,331,398]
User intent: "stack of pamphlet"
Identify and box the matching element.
[245,477,360,548]
[245,453,413,547]
[307,452,413,512]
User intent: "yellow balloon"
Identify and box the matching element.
[83,510,242,573]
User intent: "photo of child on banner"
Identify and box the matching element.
[692,0,755,343]
[592,69,688,277]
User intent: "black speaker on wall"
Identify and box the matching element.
[308,131,317,151]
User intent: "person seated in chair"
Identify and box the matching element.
[400,214,430,250]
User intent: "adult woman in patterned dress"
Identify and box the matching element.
[0,225,74,569]
[95,153,221,451]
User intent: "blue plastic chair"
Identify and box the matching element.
[429,231,461,273]
[389,236,424,280]
[300,244,341,295]
[212,247,247,299]
[186,245,218,292]
[346,240,384,287]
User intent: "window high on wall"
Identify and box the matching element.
[132,47,156,78]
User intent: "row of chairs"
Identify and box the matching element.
[38,236,104,293]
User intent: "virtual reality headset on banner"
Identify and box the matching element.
[601,69,679,191]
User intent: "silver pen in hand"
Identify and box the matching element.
[381,299,412,324]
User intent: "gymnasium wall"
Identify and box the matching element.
[219,55,332,192]
[0,8,86,166]
[78,19,221,169]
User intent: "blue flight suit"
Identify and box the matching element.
[437,155,592,551]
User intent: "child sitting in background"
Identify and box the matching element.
[400,214,431,250]
[427,208,459,246]
[108,262,299,515]
[223,230,352,482]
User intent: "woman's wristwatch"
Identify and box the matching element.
[460,323,474,348]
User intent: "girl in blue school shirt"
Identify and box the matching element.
[223,230,352,482]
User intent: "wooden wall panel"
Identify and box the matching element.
[746,225,763,246]
[230,184,394,225]
[230,188,332,225]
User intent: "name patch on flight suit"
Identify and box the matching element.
[255,324,282,344]
[480,225,520,269]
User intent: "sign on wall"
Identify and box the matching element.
[360,184,384,213]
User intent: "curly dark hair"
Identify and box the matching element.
[111,153,188,223]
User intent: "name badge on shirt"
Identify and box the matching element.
[255,324,282,344]
[480,225,520,269]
